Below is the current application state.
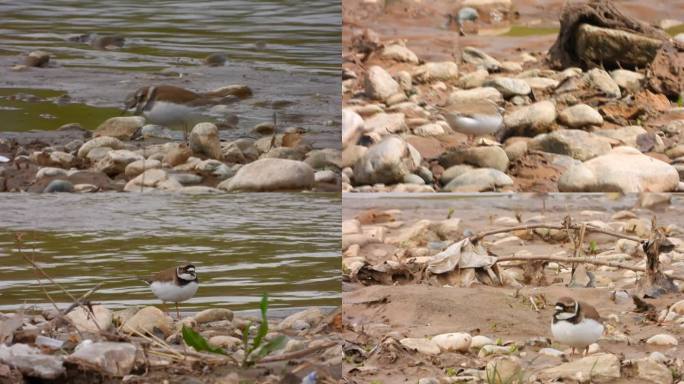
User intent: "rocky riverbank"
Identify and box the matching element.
[0,109,342,193]
[0,304,341,383]
[342,193,684,383]
[341,0,684,193]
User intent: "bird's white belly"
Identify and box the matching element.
[144,101,198,128]
[150,281,198,303]
[445,113,502,136]
[551,319,604,348]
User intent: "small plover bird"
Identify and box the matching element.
[143,264,198,318]
[551,296,604,355]
[441,100,504,141]
[124,85,208,132]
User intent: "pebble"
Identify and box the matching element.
[646,334,678,346]
[530,129,611,161]
[193,308,234,324]
[432,332,471,352]
[0,344,64,379]
[365,66,401,101]
[66,305,113,333]
[504,100,557,133]
[462,46,501,71]
[485,77,531,98]
[380,44,419,63]
[220,158,314,192]
[399,338,440,355]
[43,179,74,193]
[353,136,419,185]
[448,87,503,105]
[586,68,621,98]
[558,104,604,128]
[67,342,137,376]
[189,123,223,161]
[414,61,459,82]
[443,168,513,192]
[439,146,509,172]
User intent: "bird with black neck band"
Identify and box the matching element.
[143,264,198,319]
[551,296,604,356]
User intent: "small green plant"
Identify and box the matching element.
[588,240,599,255]
[369,380,383,384]
[446,367,459,376]
[496,337,504,346]
[447,207,455,219]
[678,93,683,108]
[241,293,287,366]
[181,325,227,355]
[486,361,524,384]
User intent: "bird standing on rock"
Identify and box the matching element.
[143,264,199,319]
[440,100,504,142]
[551,296,604,355]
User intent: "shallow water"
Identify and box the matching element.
[0,0,341,148]
[0,192,341,312]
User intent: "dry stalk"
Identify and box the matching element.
[469,223,642,244]
[495,255,684,282]
[258,340,337,364]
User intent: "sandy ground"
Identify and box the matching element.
[342,194,684,383]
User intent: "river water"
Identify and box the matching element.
[0,0,341,148]
[0,192,341,313]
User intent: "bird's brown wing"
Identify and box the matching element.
[149,266,177,283]
[155,85,201,104]
[580,301,601,322]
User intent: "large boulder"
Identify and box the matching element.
[559,146,679,192]
[353,136,420,185]
[220,158,314,191]
[575,24,663,69]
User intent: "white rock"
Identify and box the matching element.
[380,44,419,63]
[66,305,113,333]
[353,136,419,185]
[558,104,603,128]
[366,66,400,101]
[220,158,315,192]
[485,77,531,97]
[646,334,678,346]
[432,332,472,352]
[400,338,441,355]
[448,87,503,105]
[559,147,679,193]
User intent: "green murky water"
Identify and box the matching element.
[0,0,341,148]
[0,193,341,312]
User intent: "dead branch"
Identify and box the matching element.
[495,255,684,282]
[258,340,337,364]
[468,222,642,244]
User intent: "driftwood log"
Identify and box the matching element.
[547,0,669,70]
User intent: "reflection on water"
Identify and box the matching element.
[0,0,341,148]
[0,0,340,75]
[0,192,341,312]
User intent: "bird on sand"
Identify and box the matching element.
[551,296,604,355]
